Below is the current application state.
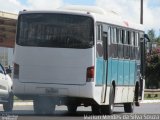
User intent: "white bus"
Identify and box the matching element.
[13,6,147,115]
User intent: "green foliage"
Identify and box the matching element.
[146,48,160,88]
[145,29,160,89]
[147,29,156,42]
[157,36,160,45]
[144,93,160,100]
[147,29,160,44]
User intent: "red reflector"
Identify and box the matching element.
[86,66,94,81]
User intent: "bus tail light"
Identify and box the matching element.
[13,63,19,79]
[86,66,94,82]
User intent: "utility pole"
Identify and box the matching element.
[140,0,145,101]
[140,0,143,24]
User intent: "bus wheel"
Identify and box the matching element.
[91,104,101,115]
[134,83,140,106]
[34,97,55,115]
[67,105,77,114]
[101,85,115,115]
[3,92,13,112]
[124,102,134,113]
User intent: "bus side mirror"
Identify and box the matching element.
[144,34,152,54]
[6,68,12,74]
[144,34,150,42]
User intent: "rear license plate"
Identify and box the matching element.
[45,88,58,94]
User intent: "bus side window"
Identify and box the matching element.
[118,29,123,58]
[130,31,135,59]
[123,30,127,59]
[131,32,134,46]
[122,30,125,44]
[116,28,120,44]
[97,25,102,41]
[96,24,103,57]
[110,27,118,58]
[135,32,139,60]
[108,27,111,45]
[110,27,113,44]
[135,32,139,47]
[127,31,131,45]
[113,28,117,44]
[122,30,126,44]
[108,27,111,57]
[102,24,108,60]
[123,30,130,59]
[127,31,131,59]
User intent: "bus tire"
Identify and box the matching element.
[124,102,134,113]
[34,97,55,115]
[67,105,77,114]
[134,82,140,106]
[101,85,115,115]
[100,85,115,115]
[91,104,101,115]
[3,92,13,112]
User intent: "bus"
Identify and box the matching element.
[13,6,147,115]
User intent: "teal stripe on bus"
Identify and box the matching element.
[123,60,130,85]
[96,57,106,85]
[111,59,118,85]
[96,58,136,86]
[130,61,136,85]
[118,59,124,85]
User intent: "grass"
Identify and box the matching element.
[14,96,33,102]
[144,93,160,100]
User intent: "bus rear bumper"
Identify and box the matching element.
[13,79,94,100]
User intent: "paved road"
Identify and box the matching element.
[0,103,160,120]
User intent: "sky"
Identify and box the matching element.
[0,0,160,36]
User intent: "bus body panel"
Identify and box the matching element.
[114,86,123,103]
[127,86,135,102]
[14,46,94,85]
[93,86,110,105]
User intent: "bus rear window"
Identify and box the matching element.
[16,13,94,49]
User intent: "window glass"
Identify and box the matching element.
[135,32,139,47]
[127,31,131,45]
[122,30,126,44]
[110,27,117,44]
[119,29,123,44]
[108,27,111,45]
[96,24,103,57]
[124,30,129,44]
[110,27,113,43]
[130,32,134,46]
[17,13,94,49]
[113,28,117,43]
[97,25,102,41]
[116,28,120,44]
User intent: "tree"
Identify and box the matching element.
[147,29,156,42]
[145,48,160,88]
[157,35,160,44]
[147,29,160,44]
[145,29,160,89]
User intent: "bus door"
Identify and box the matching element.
[101,24,108,103]
[96,23,108,103]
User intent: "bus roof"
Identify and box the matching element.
[61,5,144,32]
[19,5,144,32]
